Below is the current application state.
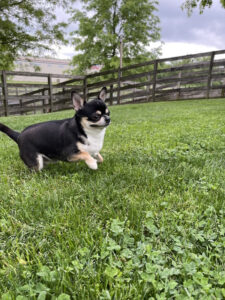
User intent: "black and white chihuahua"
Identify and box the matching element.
[0,87,110,171]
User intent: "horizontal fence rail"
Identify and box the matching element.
[0,50,225,116]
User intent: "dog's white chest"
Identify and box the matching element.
[79,128,106,155]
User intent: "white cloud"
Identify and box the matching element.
[53,45,75,60]
[160,42,218,58]
[54,41,220,62]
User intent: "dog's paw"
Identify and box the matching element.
[87,159,98,170]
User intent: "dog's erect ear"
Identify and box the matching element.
[98,87,107,102]
[71,92,85,111]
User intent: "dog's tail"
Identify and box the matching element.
[0,123,20,144]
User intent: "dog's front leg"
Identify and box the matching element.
[68,151,98,170]
[94,153,103,163]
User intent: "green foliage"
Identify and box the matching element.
[0,98,225,298]
[182,0,225,15]
[70,0,161,73]
[0,0,75,70]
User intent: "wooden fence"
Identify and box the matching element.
[1,49,225,116]
[0,72,85,116]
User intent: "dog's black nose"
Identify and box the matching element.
[105,115,110,124]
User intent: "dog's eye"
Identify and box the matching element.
[91,113,101,121]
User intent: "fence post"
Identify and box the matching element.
[221,86,225,98]
[48,74,53,112]
[206,51,215,99]
[1,71,9,116]
[19,99,23,115]
[117,68,121,104]
[110,84,113,105]
[83,76,88,102]
[152,60,158,102]
[42,90,46,113]
[177,71,182,100]
[147,74,151,102]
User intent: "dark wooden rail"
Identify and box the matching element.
[1,49,225,116]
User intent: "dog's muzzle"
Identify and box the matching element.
[104,115,110,125]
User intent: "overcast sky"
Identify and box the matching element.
[157,0,225,57]
[55,0,225,60]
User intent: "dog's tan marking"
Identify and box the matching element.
[81,117,89,129]
[95,153,103,163]
[105,108,109,114]
[96,110,102,115]
[68,151,98,170]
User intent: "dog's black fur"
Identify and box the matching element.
[0,87,110,171]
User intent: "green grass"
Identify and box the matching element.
[0,99,225,300]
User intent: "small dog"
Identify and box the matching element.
[0,87,110,171]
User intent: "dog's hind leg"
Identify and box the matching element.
[36,154,44,171]
[20,150,44,171]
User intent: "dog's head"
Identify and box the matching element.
[72,87,110,129]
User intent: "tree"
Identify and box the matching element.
[70,0,161,73]
[182,0,225,15]
[0,0,75,70]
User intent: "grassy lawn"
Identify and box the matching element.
[0,99,225,299]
